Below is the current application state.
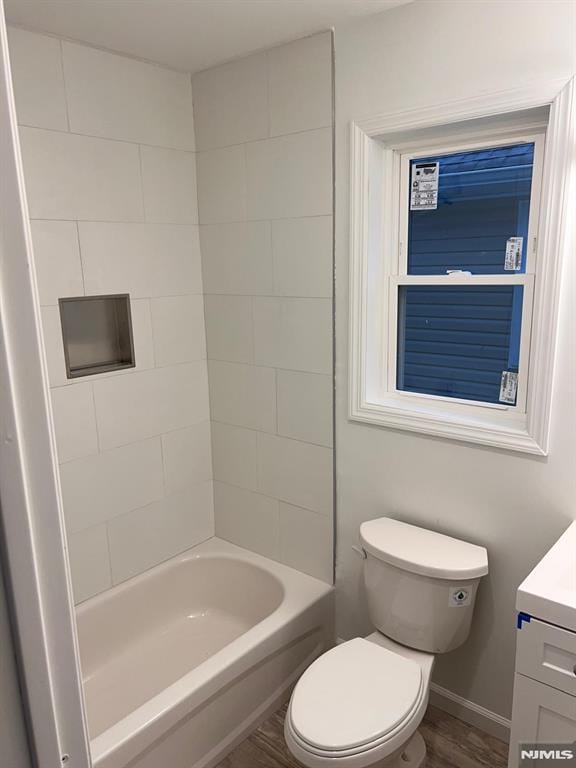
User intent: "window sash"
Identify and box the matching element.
[396,132,546,278]
[384,271,535,414]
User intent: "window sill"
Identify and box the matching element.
[349,396,546,455]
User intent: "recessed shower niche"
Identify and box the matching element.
[59,294,135,379]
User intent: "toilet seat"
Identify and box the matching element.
[287,638,426,760]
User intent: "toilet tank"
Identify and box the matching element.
[360,518,488,654]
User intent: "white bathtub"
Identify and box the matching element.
[76,537,333,768]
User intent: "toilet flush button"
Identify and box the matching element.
[449,587,471,607]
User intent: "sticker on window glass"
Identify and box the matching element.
[505,237,523,271]
[410,162,439,211]
[499,371,518,404]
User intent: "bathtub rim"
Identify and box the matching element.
[80,537,333,767]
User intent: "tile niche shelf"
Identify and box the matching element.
[59,294,135,379]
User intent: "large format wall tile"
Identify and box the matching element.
[60,438,164,532]
[107,483,214,584]
[208,360,276,433]
[272,216,332,297]
[68,525,112,603]
[51,382,98,464]
[214,482,279,560]
[253,297,332,374]
[257,433,333,515]
[162,422,213,493]
[193,52,268,150]
[79,222,202,298]
[196,145,247,224]
[62,41,194,150]
[20,127,144,221]
[245,128,332,220]
[200,222,273,295]
[140,146,198,224]
[93,363,209,449]
[195,32,335,584]
[151,295,206,366]
[279,502,332,582]
[268,32,332,137]
[7,27,68,130]
[204,295,254,363]
[30,220,84,306]
[211,422,258,491]
[12,28,212,602]
[277,370,333,447]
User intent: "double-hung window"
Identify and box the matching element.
[391,134,543,413]
[348,85,575,455]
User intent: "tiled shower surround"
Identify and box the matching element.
[195,32,334,583]
[9,26,334,601]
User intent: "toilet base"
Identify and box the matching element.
[374,731,427,768]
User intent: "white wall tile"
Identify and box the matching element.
[129,299,155,372]
[67,525,112,603]
[51,382,98,463]
[140,146,198,224]
[245,128,332,220]
[268,32,332,137]
[151,295,206,366]
[253,297,332,374]
[196,145,247,224]
[214,482,279,559]
[41,305,68,387]
[60,438,164,532]
[30,220,84,306]
[211,422,258,491]
[7,27,68,130]
[62,42,194,149]
[79,222,202,298]
[20,127,143,221]
[209,360,276,433]
[193,52,268,150]
[93,363,209,449]
[204,295,253,363]
[107,483,214,584]
[200,222,272,295]
[257,433,332,514]
[272,216,332,297]
[277,370,332,447]
[279,502,332,583]
[162,422,212,493]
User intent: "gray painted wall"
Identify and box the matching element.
[334,0,576,719]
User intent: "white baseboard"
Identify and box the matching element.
[429,682,511,743]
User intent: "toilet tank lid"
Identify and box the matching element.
[360,518,488,580]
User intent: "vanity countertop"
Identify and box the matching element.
[516,520,576,631]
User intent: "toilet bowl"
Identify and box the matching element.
[285,633,433,768]
[285,518,489,768]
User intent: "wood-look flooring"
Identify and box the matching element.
[216,703,509,768]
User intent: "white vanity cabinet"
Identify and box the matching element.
[508,522,576,768]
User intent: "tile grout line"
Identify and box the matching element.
[57,37,71,132]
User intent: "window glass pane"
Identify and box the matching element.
[408,143,534,275]
[397,285,524,405]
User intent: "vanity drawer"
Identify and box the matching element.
[517,617,576,696]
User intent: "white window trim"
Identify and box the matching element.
[349,77,576,455]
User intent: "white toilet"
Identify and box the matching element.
[285,517,488,768]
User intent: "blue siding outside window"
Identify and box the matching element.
[408,143,535,275]
[397,285,524,404]
[396,143,534,406]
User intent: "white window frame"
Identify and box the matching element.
[349,78,576,455]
